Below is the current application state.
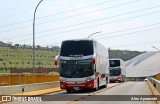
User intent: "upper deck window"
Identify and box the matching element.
[109,60,120,67]
[60,40,93,56]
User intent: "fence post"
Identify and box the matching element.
[19,73,20,84]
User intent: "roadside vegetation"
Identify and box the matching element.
[0,42,60,72]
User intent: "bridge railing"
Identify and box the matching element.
[148,77,160,93]
[0,73,59,86]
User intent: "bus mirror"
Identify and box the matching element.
[54,55,59,66]
[54,60,58,66]
[92,58,95,64]
[92,54,96,64]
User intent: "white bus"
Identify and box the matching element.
[54,39,109,92]
[109,58,126,83]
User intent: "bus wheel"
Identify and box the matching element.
[66,89,72,93]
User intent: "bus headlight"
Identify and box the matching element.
[60,78,67,82]
[62,80,67,82]
[86,76,92,82]
[117,77,121,80]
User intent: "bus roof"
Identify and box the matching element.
[109,58,124,61]
[62,38,94,42]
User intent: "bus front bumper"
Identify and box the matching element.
[110,77,121,82]
[60,80,94,90]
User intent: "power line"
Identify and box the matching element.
[0,1,36,12]
[42,28,160,46]
[0,0,142,27]
[93,23,160,37]
[0,25,31,33]
[38,0,116,18]
[97,27,160,40]
[111,40,160,48]
[35,5,160,26]
[4,10,160,43]
[3,22,160,41]
[36,0,142,20]
[0,10,30,19]
[1,5,160,33]
[12,25,160,44]
[23,11,160,38]
[0,0,115,19]
[0,0,115,27]
[5,27,160,50]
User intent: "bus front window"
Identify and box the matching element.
[110,69,121,76]
[60,60,94,78]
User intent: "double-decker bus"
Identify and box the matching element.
[109,58,126,83]
[54,39,109,92]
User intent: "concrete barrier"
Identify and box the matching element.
[147,78,160,104]
[148,77,160,93]
[0,81,59,95]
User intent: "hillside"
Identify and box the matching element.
[109,49,144,61]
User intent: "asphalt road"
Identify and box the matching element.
[74,81,157,104]
[6,82,157,104]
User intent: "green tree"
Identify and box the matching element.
[2,62,6,67]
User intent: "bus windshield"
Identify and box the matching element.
[60,40,93,56]
[110,68,121,76]
[60,60,94,78]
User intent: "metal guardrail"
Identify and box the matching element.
[148,77,160,93]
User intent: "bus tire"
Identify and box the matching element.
[66,89,72,93]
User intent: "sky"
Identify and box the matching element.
[0,0,160,52]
